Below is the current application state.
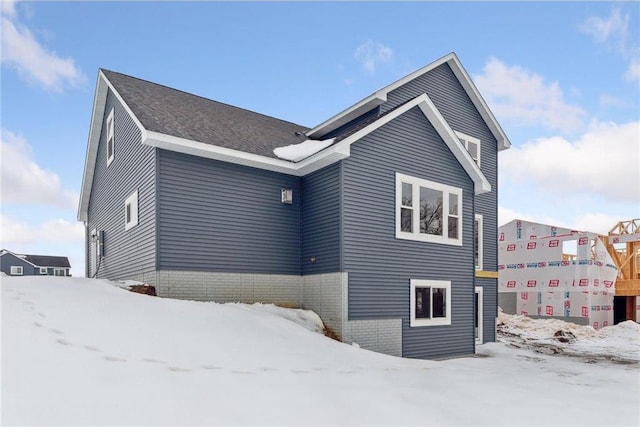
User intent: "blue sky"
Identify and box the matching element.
[1,1,639,275]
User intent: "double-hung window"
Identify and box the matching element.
[396,173,462,245]
[106,108,115,166]
[455,131,480,166]
[410,279,452,326]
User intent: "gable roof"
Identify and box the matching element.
[101,70,309,158]
[78,54,499,221]
[0,250,71,268]
[306,52,511,151]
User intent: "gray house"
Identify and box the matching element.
[0,249,71,276]
[78,52,510,359]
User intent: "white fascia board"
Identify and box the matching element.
[416,96,491,195]
[77,71,148,222]
[306,52,511,152]
[305,93,386,138]
[446,55,511,151]
[0,250,39,268]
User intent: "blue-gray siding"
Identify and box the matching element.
[382,63,500,350]
[342,106,476,359]
[302,163,341,275]
[1,253,36,275]
[157,150,302,274]
[86,89,156,279]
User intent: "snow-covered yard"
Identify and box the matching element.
[2,276,639,426]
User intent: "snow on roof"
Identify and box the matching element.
[273,138,335,162]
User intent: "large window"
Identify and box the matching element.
[10,266,23,275]
[475,214,483,270]
[396,173,462,245]
[455,131,480,166]
[106,108,115,166]
[410,279,452,326]
[124,189,139,230]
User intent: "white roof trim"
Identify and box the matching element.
[78,64,492,221]
[77,71,147,221]
[0,250,39,268]
[306,52,510,151]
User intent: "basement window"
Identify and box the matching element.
[410,279,452,327]
[124,189,139,230]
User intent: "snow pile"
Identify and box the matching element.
[273,138,335,162]
[3,276,639,426]
[498,309,640,363]
[239,302,325,334]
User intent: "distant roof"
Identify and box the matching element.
[23,254,71,268]
[101,69,309,159]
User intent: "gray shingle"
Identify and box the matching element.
[23,255,71,268]
[102,69,310,158]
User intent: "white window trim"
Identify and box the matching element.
[410,279,452,327]
[475,286,484,345]
[40,267,48,275]
[10,266,23,275]
[106,108,115,166]
[475,214,483,271]
[455,131,480,167]
[124,189,139,230]
[396,173,463,246]
[54,268,66,276]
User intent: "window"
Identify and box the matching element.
[475,286,483,344]
[124,189,139,230]
[410,279,452,326]
[40,267,48,275]
[455,131,480,166]
[10,266,23,275]
[475,214,483,270]
[54,268,66,277]
[106,108,114,166]
[396,173,462,245]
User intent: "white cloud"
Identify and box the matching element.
[598,93,625,108]
[0,0,19,18]
[500,121,640,203]
[573,213,623,235]
[354,40,393,74]
[474,57,585,133]
[1,129,79,209]
[579,7,629,46]
[0,215,84,247]
[0,12,85,92]
[498,205,561,229]
[625,60,640,82]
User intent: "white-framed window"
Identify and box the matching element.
[475,214,483,270]
[106,108,115,166]
[475,286,484,344]
[40,267,48,275]
[396,173,462,245]
[10,266,23,275]
[124,189,139,230]
[455,131,480,166]
[54,268,66,277]
[410,279,452,327]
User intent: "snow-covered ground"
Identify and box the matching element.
[2,276,639,426]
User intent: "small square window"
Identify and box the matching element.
[410,279,452,327]
[455,131,480,166]
[40,267,48,275]
[124,189,139,230]
[10,266,23,275]
[106,108,115,166]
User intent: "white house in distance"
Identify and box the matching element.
[497,220,618,330]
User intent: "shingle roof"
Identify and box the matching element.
[101,70,310,159]
[23,255,71,268]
